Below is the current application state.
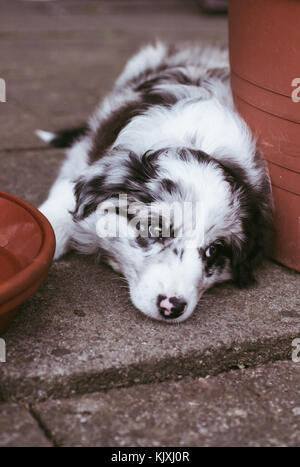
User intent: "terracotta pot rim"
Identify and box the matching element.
[0,191,55,310]
[231,70,292,99]
[231,73,300,126]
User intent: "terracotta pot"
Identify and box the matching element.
[229,0,300,271]
[0,191,55,335]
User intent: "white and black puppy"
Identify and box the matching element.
[38,42,273,323]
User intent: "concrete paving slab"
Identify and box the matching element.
[0,402,51,447]
[0,100,42,150]
[0,0,227,150]
[0,148,64,206]
[0,1,227,41]
[0,0,227,84]
[32,361,300,447]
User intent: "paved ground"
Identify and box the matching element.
[0,0,299,447]
[1,361,299,447]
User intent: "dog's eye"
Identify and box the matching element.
[203,240,228,263]
[204,243,220,260]
[148,225,163,239]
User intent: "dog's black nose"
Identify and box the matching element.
[158,295,187,320]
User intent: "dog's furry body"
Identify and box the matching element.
[39,42,272,323]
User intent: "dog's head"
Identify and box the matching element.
[72,145,272,323]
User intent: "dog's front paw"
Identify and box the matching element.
[39,203,72,260]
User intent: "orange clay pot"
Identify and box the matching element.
[0,191,55,335]
[229,0,300,271]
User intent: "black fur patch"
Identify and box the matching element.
[216,157,272,287]
[48,125,88,148]
[89,93,176,164]
[125,150,160,187]
[179,148,211,164]
[160,178,179,195]
[230,187,272,288]
[89,101,143,163]
[126,47,195,90]
[135,68,194,92]
[218,158,250,190]
[72,175,107,220]
[203,67,229,82]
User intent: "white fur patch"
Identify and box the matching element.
[35,129,55,143]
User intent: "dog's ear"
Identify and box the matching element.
[71,149,159,221]
[230,187,273,288]
[71,148,133,221]
[219,149,273,288]
[72,174,108,221]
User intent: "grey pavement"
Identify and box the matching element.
[1,361,299,447]
[0,0,299,447]
[32,361,300,447]
[0,403,51,447]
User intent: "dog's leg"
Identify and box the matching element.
[37,135,91,259]
[39,178,75,259]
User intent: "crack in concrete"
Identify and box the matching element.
[28,404,58,448]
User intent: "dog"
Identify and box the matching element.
[37,42,273,323]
